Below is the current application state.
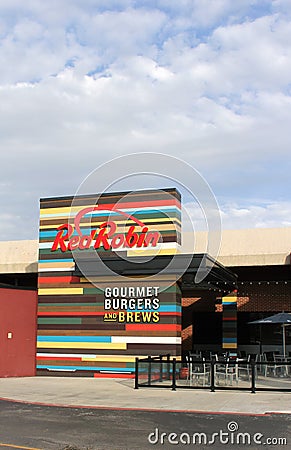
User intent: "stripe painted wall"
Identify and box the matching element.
[222,293,237,357]
[37,189,182,377]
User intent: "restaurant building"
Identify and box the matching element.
[0,188,290,377]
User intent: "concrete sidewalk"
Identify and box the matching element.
[0,376,290,415]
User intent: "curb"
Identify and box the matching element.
[0,396,281,416]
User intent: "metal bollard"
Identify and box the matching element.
[148,356,152,386]
[134,357,139,389]
[172,358,177,391]
[251,360,256,394]
[210,359,215,392]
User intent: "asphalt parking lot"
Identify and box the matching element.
[0,399,290,449]
[0,377,290,449]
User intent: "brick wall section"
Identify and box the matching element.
[237,281,291,312]
[182,298,200,308]
[181,281,291,353]
[181,295,218,353]
[181,298,200,353]
[181,282,291,314]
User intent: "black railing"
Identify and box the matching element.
[135,356,291,393]
[134,354,174,389]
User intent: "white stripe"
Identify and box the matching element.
[39,241,179,250]
[38,267,74,272]
[37,353,96,358]
[39,242,52,249]
[111,336,181,344]
[100,370,132,373]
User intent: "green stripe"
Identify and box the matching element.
[39,248,73,256]
[83,288,106,295]
[38,318,82,324]
[159,285,181,294]
[39,302,98,307]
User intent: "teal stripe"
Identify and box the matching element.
[37,365,134,372]
[37,336,111,343]
[38,259,74,264]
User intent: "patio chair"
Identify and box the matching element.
[262,352,286,377]
[238,354,259,380]
[186,355,210,386]
[215,357,238,386]
[237,354,251,380]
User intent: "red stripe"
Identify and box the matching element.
[126,324,181,332]
[38,276,80,284]
[38,311,181,317]
[37,356,82,361]
[92,198,181,210]
[161,312,182,316]
[38,312,104,316]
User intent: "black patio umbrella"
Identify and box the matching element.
[249,312,291,357]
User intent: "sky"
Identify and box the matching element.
[0,0,291,240]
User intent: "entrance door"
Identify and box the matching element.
[0,287,37,377]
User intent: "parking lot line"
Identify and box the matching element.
[0,443,42,450]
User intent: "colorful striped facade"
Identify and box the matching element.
[222,294,238,356]
[37,189,182,377]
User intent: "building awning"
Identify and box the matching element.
[74,253,237,293]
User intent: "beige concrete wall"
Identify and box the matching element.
[0,226,290,273]
[0,240,38,273]
[182,227,291,266]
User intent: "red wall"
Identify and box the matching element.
[0,287,37,377]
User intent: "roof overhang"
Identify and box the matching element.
[74,253,237,292]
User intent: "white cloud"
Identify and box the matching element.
[185,200,291,231]
[0,1,290,239]
[220,201,291,229]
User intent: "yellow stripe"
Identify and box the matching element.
[38,288,83,295]
[127,248,179,257]
[40,206,97,216]
[222,296,237,303]
[0,443,42,450]
[82,356,137,362]
[37,342,127,350]
[222,343,238,349]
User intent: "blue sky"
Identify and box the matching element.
[0,0,291,240]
